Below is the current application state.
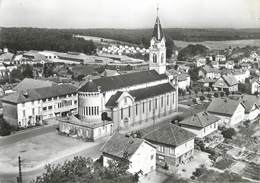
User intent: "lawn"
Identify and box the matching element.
[214,158,234,170]
[0,131,98,173]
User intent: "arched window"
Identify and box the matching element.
[153,54,157,63]
[161,53,164,63]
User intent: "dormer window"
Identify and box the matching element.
[153,54,157,63]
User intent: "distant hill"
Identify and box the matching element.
[1,27,260,52]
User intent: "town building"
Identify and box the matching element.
[199,65,221,79]
[179,112,220,138]
[194,56,206,67]
[212,75,238,92]
[240,95,260,121]
[101,133,156,174]
[143,123,195,168]
[207,98,245,127]
[249,78,260,94]
[1,84,78,128]
[58,13,178,140]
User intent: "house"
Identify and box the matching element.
[1,84,78,128]
[199,65,221,79]
[100,69,119,77]
[197,78,217,88]
[213,75,238,92]
[168,69,190,90]
[179,112,220,138]
[101,133,156,174]
[240,95,260,120]
[207,98,245,126]
[215,54,226,62]
[194,56,206,67]
[249,78,260,94]
[143,123,195,167]
[13,78,56,92]
[211,61,219,69]
[231,69,250,83]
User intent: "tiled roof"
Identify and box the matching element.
[179,111,220,128]
[143,123,196,147]
[13,78,56,92]
[207,98,244,117]
[105,91,123,107]
[129,83,175,102]
[1,84,77,104]
[240,95,260,113]
[79,70,168,92]
[78,80,99,92]
[101,133,145,159]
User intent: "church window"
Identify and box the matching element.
[149,100,151,112]
[86,107,88,115]
[153,54,157,63]
[155,98,157,109]
[143,102,145,113]
[161,53,164,63]
[92,107,94,115]
[121,108,123,120]
[94,107,97,115]
[172,93,174,104]
[89,107,91,115]
[167,95,169,106]
[129,106,131,117]
[161,96,163,107]
[97,106,99,115]
[136,104,138,115]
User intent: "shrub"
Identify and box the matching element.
[0,118,16,136]
[221,128,236,139]
[200,96,206,101]
[207,93,212,99]
[214,93,219,98]
[220,92,225,97]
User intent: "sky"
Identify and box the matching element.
[0,0,260,29]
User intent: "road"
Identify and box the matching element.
[0,124,58,147]
[0,140,104,183]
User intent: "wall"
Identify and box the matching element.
[230,103,245,126]
[129,142,156,174]
[2,102,18,127]
[181,122,218,138]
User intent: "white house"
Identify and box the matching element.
[1,84,78,128]
[144,123,196,167]
[240,95,260,120]
[179,111,220,138]
[101,133,156,174]
[249,78,260,94]
[207,98,245,127]
[199,65,221,79]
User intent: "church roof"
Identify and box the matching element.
[152,16,164,41]
[78,80,99,92]
[79,70,168,93]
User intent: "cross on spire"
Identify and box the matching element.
[156,3,159,17]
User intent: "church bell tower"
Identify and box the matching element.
[149,6,166,74]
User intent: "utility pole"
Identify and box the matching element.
[17,156,22,183]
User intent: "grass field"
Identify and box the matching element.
[175,39,260,49]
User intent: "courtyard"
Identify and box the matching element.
[0,131,104,174]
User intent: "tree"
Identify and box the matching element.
[165,36,176,59]
[33,156,136,183]
[214,93,219,98]
[177,44,209,61]
[220,92,225,97]
[200,96,205,101]
[0,117,16,136]
[22,64,33,78]
[221,128,236,139]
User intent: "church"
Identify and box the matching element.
[59,14,178,141]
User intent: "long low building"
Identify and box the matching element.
[1,84,78,128]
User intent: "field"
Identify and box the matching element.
[174,39,260,49]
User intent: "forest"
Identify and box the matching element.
[1,27,260,54]
[0,28,96,54]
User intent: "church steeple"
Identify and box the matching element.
[149,5,166,75]
[152,5,164,41]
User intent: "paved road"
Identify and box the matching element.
[0,124,58,147]
[0,141,104,183]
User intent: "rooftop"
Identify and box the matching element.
[101,133,146,159]
[13,78,56,92]
[1,84,77,104]
[207,98,244,117]
[179,111,220,128]
[78,70,168,93]
[143,123,196,147]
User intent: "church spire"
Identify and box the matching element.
[152,4,164,41]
